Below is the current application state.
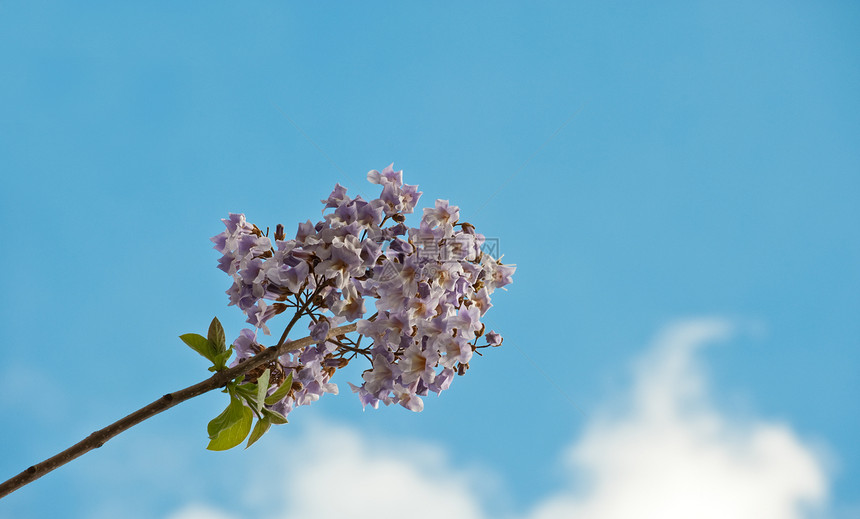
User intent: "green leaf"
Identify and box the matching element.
[180,333,217,363]
[207,406,253,451]
[262,408,288,425]
[211,347,233,371]
[246,416,272,449]
[264,372,293,406]
[235,382,256,395]
[207,395,245,439]
[208,317,227,353]
[254,369,270,414]
[233,383,260,413]
[235,382,258,399]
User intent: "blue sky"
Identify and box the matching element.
[1,2,858,518]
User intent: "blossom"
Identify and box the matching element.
[246,300,285,335]
[366,163,402,186]
[232,328,262,364]
[310,319,331,343]
[485,330,503,347]
[213,164,514,421]
[422,199,460,228]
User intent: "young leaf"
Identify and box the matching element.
[208,317,227,353]
[254,369,270,414]
[246,416,272,449]
[233,382,261,412]
[264,372,293,406]
[239,396,259,412]
[207,406,253,451]
[180,333,217,363]
[207,395,245,439]
[262,408,288,425]
[211,348,233,372]
[235,382,257,395]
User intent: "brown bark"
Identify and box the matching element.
[0,322,357,499]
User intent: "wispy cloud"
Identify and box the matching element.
[528,319,828,519]
[168,319,830,519]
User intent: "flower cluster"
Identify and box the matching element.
[210,164,514,419]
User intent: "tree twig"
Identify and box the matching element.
[0,322,358,500]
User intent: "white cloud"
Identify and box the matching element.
[171,422,487,519]
[168,318,830,519]
[259,423,486,519]
[528,319,828,519]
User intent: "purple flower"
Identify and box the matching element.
[332,286,366,322]
[348,382,380,410]
[295,220,315,242]
[397,392,424,412]
[266,260,309,294]
[422,199,460,228]
[429,367,454,394]
[486,261,516,290]
[362,354,400,395]
[237,234,272,258]
[399,184,422,214]
[328,202,357,227]
[246,300,283,335]
[231,328,261,363]
[367,163,403,186]
[317,241,363,288]
[321,183,349,209]
[471,287,493,315]
[222,213,250,234]
[211,232,230,254]
[400,343,439,386]
[437,335,472,368]
[485,330,503,347]
[450,305,481,340]
[310,319,331,343]
[216,253,235,274]
[212,164,514,418]
[356,200,384,228]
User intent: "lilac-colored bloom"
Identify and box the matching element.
[422,199,460,228]
[486,262,516,290]
[328,202,357,227]
[212,165,514,418]
[266,260,309,294]
[397,392,424,412]
[456,306,483,339]
[237,234,271,258]
[400,343,439,386]
[362,354,400,394]
[429,367,454,394]
[378,184,403,216]
[485,330,502,346]
[332,286,366,322]
[356,200,384,228]
[437,335,472,367]
[399,184,422,214]
[246,300,283,335]
[318,242,363,288]
[348,382,380,410]
[295,220,315,242]
[321,183,349,210]
[310,319,330,343]
[232,328,261,363]
[216,253,235,274]
[367,163,403,186]
[471,287,493,315]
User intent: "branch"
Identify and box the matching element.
[0,322,358,500]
